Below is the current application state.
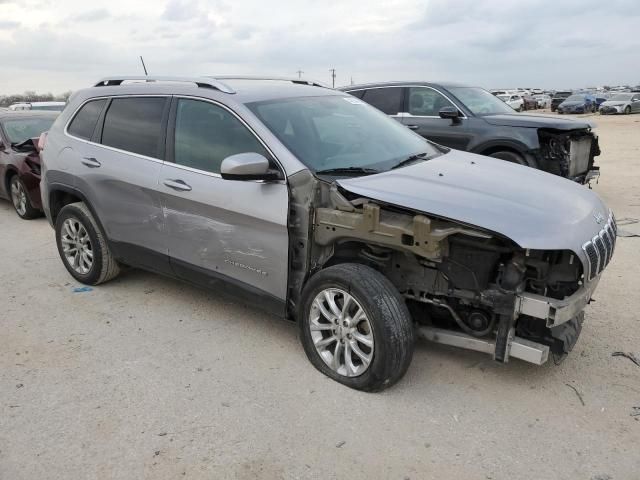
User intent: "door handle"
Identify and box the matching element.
[163,179,192,192]
[406,125,419,130]
[81,157,101,168]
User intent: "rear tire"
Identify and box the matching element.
[10,175,40,220]
[299,263,414,392]
[55,202,120,285]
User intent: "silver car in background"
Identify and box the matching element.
[599,92,640,115]
[40,76,615,391]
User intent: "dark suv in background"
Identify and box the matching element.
[340,82,600,184]
[550,91,572,112]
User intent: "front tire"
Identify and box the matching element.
[299,263,414,392]
[624,106,631,115]
[55,202,120,285]
[10,175,39,219]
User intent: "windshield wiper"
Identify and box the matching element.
[391,152,430,170]
[315,167,380,176]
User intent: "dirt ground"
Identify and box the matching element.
[1,112,639,480]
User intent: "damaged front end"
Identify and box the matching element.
[537,129,601,185]
[295,181,613,366]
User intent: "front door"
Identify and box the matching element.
[159,97,289,313]
[400,86,472,151]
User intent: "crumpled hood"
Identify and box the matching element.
[481,113,592,129]
[337,151,608,254]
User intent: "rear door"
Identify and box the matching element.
[358,87,405,121]
[68,96,171,273]
[159,97,289,311]
[632,94,640,113]
[399,86,473,150]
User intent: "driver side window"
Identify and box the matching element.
[408,87,455,116]
[173,99,269,174]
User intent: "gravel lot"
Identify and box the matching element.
[1,113,639,480]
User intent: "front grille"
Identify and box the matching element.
[582,212,616,280]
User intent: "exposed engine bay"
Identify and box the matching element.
[287,173,597,365]
[537,128,600,182]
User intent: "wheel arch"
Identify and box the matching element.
[473,140,529,157]
[3,166,19,194]
[48,185,108,238]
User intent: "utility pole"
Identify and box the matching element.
[296,69,304,79]
[140,56,148,76]
[329,68,336,88]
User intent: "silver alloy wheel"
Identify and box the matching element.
[309,288,374,377]
[10,178,27,216]
[60,217,93,274]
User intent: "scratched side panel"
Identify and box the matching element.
[159,163,289,300]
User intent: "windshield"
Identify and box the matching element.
[565,95,585,101]
[610,93,633,101]
[449,87,516,115]
[2,117,55,144]
[247,95,439,174]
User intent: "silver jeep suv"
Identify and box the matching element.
[41,76,615,391]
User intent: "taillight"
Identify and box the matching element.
[37,132,48,152]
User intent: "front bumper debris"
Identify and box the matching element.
[516,276,600,327]
[417,326,550,365]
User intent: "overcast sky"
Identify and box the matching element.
[1,0,639,94]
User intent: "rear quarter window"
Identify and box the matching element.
[100,97,167,158]
[67,99,107,140]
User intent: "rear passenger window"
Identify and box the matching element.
[67,99,107,140]
[101,97,166,158]
[361,87,403,115]
[173,99,269,174]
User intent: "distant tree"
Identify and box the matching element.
[0,90,74,107]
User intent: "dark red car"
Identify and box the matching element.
[0,111,58,219]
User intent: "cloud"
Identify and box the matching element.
[0,0,639,94]
[161,0,202,21]
[0,20,19,29]
[69,8,111,22]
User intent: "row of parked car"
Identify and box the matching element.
[0,76,615,391]
[550,91,640,115]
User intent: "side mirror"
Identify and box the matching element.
[220,152,281,181]
[439,106,461,123]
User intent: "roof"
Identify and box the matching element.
[82,76,342,104]
[339,80,473,91]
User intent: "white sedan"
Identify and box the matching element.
[534,94,551,109]
[497,94,524,112]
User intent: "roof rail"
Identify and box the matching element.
[93,76,236,94]
[209,75,330,89]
